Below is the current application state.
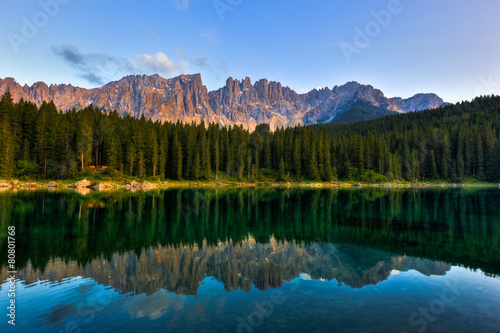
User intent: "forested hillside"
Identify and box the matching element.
[0,91,499,182]
[328,101,399,124]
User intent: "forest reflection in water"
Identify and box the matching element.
[1,187,499,293]
[1,187,500,333]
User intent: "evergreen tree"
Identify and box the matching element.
[158,128,168,179]
[278,156,286,182]
[430,151,438,179]
[247,150,252,181]
[322,139,334,181]
[456,135,465,180]
[308,141,320,181]
[293,137,301,179]
[483,125,497,181]
[75,109,93,173]
[0,91,16,177]
[476,134,485,179]
[172,133,183,180]
[441,130,452,180]
[238,155,244,180]
[126,143,136,177]
[194,150,201,181]
[200,126,211,179]
[263,134,272,169]
[1,92,500,183]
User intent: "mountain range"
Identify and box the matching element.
[0,74,447,130]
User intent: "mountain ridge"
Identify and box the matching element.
[0,74,446,130]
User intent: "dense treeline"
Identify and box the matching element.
[0,91,499,182]
[313,96,500,182]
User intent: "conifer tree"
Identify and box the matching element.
[293,137,301,179]
[0,92,16,177]
[278,156,286,182]
[194,150,201,181]
[172,133,183,180]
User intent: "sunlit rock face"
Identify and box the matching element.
[0,75,445,130]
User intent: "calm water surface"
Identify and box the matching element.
[1,188,500,332]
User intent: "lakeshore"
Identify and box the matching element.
[0,177,497,193]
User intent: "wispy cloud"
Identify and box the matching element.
[170,0,189,9]
[145,32,162,41]
[191,52,210,70]
[175,46,186,59]
[51,45,135,85]
[255,56,268,66]
[199,29,220,45]
[52,45,189,85]
[220,59,228,72]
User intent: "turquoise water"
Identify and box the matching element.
[1,188,500,332]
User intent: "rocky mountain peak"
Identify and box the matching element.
[0,74,447,130]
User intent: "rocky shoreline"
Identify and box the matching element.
[0,178,487,195]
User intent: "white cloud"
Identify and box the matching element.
[134,52,189,76]
[199,29,220,45]
[170,0,189,9]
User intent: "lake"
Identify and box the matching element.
[1,188,500,332]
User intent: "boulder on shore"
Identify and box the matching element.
[141,181,156,189]
[0,182,12,188]
[127,181,141,189]
[47,182,57,188]
[74,178,93,188]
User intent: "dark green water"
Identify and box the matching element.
[1,188,500,332]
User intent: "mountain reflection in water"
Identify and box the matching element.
[2,239,451,295]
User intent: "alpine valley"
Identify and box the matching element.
[0,74,446,130]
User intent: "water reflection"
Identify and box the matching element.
[1,239,451,295]
[0,188,499,333]
[1,187,499,278]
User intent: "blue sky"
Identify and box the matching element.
[1,0,499,103]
